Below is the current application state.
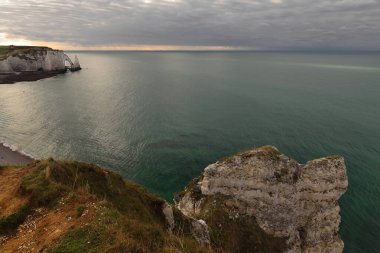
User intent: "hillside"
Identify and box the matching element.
[0,159,213,253]
[0,146,348,253]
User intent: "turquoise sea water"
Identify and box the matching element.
[0,52,379,252]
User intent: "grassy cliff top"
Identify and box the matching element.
[0,45,57,59]
[0,159,214,253]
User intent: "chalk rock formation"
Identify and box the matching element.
[0,47,66,73]
[63,54,81,71]
[162,202,211,246]
[175,146,348,253]
[72,55,81,70]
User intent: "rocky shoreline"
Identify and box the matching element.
[0,70,67,84]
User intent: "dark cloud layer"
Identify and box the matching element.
[1,0,380,50]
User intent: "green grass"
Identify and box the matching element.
[0,205,32,235]
[10,159,215,253]
[219,145,282,163]
[48,198,210,253]
[0,46,9,57]
[75,204,86,217]
[3,157,289,252]
[1,156,293,252]
[0,45,55,59]
[48,203,120,253]
[197,195,287,253]
[20,162,69,207]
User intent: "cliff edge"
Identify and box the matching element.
[0,46,80,84]
[0,46,66,73]
[0,146,348,253]
[175,146,348,253]
[0,159,212,253]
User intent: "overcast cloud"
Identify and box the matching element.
[1,0,380,50]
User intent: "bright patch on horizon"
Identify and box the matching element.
[0,33,30,46]
[0,33,243,51]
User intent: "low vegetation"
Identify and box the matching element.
[177,176,287,253]
[0,46,10,57]
[0,205,31,235]
[0,159,215,253]
[197,195,286,253]
[0,45,55,59]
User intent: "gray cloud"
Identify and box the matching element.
[1,0,380,50]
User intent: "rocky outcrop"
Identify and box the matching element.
[63,54,81,71]
[162,202,211,246]
[175,146,348,253]
[0,145,348,252]
[72,55,81,71]
[0,46,81,84]
[0,47,66,73]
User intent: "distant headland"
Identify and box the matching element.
[0,45,81,84]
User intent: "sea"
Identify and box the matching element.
[0,51,379,252]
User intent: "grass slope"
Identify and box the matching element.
[0,45,55,59]
[0,159,214,253]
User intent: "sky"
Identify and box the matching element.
[1,0,380,50]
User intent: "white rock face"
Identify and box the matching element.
[0,49,66,73]
[0,60,13,72]
[162,202,175,232]
[190,219,211,246]
[162,201,211,246]
[72,55,81,69]
[176,146,348,253]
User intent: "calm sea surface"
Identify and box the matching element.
[0,52,379,252]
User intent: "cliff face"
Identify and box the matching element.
[0,146,348,253]
[0,47,66,73]
[175,146,348,253]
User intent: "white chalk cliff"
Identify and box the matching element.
[0,48,66,73]
[175,146,348,253]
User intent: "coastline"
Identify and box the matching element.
[0,142,34,165]
[0,70,67,84]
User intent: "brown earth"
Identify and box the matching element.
[0,165,98,253]
[0,192,98,253]
[0,160,214,253]
[0,167,31,217]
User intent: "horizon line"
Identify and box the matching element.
[64,49,380,52]
[2,44,380,53]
